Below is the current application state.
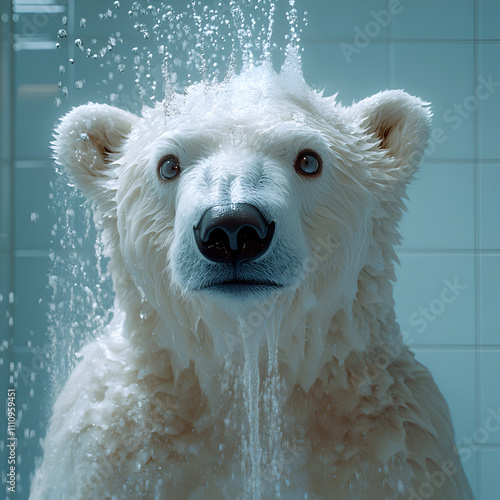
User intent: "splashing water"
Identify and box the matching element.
[55,0,305,110]
[48,175,114,398]
[49,1,307,497]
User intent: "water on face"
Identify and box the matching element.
[234,307,287,499]
[49,1,307,497]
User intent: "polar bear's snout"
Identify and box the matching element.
[194,203,275,266]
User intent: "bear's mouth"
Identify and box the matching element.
[199,279,283,295]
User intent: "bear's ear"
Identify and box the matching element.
[52,103,137,205]
[348,89,432,183]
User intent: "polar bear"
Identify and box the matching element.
[31,60,473,500]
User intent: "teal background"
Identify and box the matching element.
[1,0,499,498]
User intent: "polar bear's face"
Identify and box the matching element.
[54,65,430,322]
[138,100,338,299]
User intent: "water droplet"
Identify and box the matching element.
[61,16,67,26]
[9,292,14,303]
[69,58,74,64]
[113,0,120,8]
[30,212,39,223]
[80,18,87,28]
[58,65,65,73]
[75,80,84,89]
[55,42,60,48]
[75,39,83,47]
[57,29,67,39]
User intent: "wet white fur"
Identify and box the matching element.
[30,61,474,499]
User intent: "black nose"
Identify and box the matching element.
[194,203,275,265]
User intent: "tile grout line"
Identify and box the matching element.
[386,0,391,89]
[473,0,482,498]
[8,0,16,368]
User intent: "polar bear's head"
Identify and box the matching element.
[54,63,430,382]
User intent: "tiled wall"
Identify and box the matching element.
[1,0,498,498]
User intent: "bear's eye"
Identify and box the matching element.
[158,155,181,181]
[294,150,322,177]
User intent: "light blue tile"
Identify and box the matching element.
[394,255,475,345]
[480,448,500,500]
[412,348,476,445]
[15,90,65,161]
[393,42,475,160]
[399,162,475,250]
[302,0,388,41]
[14,166,57,251]
[478,0,500,40]
[302,40,388,105]
[479,257,500,345]
[14,46,67,160]
[478,44,500,160]
[15,48,64,86]
[479,164,500,249]
[391,0,474,40]
[479,349,500,445]
[13,256,51,348]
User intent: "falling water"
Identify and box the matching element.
[240,317,264,499]
[48,175,114,397]
[49,1,307,497]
